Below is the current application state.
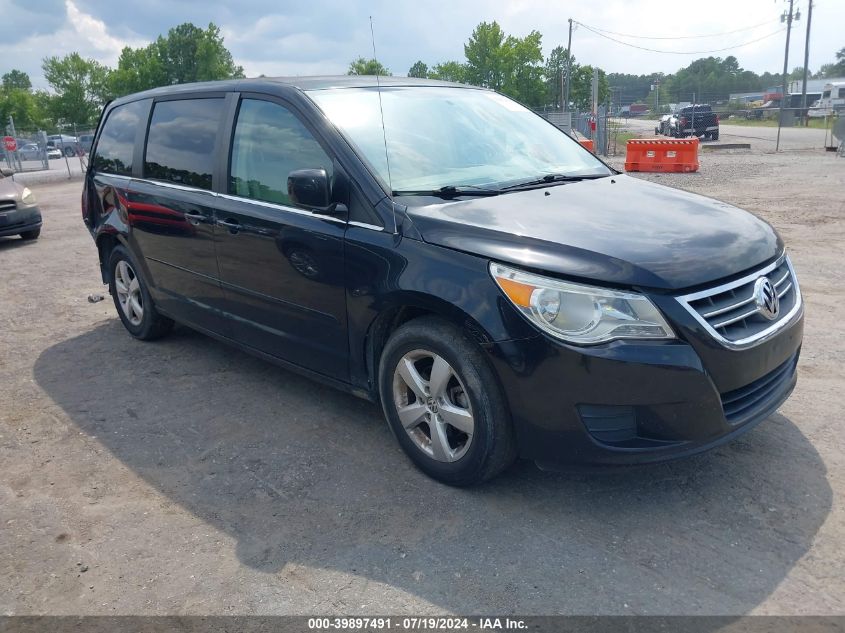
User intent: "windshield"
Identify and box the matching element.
[307,86,610,193]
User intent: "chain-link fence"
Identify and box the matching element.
[536,107,614,156]
[3,117,94,176]
[538,97,842,157]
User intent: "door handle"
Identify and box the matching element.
[217,218,241,233]
[184,212,208,223]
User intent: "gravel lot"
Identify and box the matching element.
[1,149,844,616]
[617,117,831,151]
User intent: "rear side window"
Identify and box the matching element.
[93,100,148,175]
[229,99,333,206]
[144,98,224,190]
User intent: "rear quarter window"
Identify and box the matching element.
[93,100,148,176]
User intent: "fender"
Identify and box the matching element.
[344,228,537,395]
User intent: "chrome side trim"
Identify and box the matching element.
[95,175,387,231]
[136,179,217,196]
[676,254,802,350]
[215,192,346,224]
[347,220,384,232]
[95,172,133,182]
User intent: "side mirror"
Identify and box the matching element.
[0,167,13,178]
[287,168,333,212]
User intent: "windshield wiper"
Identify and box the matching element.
[499,173,609,192]
[392,184,501,198]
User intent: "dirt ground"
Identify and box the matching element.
[1,149,844,616]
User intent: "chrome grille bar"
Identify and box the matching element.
[676,254,802,349]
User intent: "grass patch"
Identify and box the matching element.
[607,131,639,155]
[720,116,829,129]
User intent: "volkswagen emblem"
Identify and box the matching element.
[754,277,779,320]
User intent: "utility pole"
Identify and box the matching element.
[776,0,797,152]
[800,0,813,126]
[564,18,573,113]
[653,76,660,114]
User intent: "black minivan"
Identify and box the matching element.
[82,76,803,485]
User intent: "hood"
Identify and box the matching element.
[0,178,24,202]
[404,175,781,291]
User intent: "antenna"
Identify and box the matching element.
[369,16,396,227]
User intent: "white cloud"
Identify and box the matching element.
[64,0,145,61]
[2,0,843,89]
[0,0,146,89]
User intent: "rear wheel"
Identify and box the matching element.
[711,131,719,141]
[108,245,173,340]
[379,317,516,486]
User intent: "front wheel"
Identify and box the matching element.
[379,317,516,486]
[19,228,40,240]
[108,246,174,340]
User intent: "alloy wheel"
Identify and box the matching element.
[114,260,144,326]
[392,349,474,462]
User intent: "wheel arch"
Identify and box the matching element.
[363,292,496,402]
[94,230,153,290]
[95,231,126,283]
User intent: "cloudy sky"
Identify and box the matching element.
[2,0,843,89]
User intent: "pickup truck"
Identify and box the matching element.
[669,104,719,140]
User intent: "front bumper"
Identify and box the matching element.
[0,204,42,237]
[485,304,803,468]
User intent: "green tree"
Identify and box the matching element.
[499,30,545,107]
[0,88,50,130]
[464,21,506,90]
[107,45,167,97]
[42,53,110,124]
[158,23,243,84]
[407,61,429,78]
[0,69,50,129]
[821,47,845,77]
[2,69,32,92]
[568,65,609,111]
[429,61,467,83]
[106,22,243,98]
[347,57,391,76]
[544,46,570,108]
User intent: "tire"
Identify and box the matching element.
[108,245,174,340]
[19,228,40,240]
[378,316,517,486]
[63,146,74,157]
[711,131,719,141]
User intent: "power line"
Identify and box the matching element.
[574,22,786,55]
[576,19,779,40]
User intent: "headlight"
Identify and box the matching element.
[490,262,675,344]
[20,187,36,205]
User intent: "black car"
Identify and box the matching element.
[670,104,720,140]
[82,77,803,485]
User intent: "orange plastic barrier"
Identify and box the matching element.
[578,139,594,152]
[624,138,699,173]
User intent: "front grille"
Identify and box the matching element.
[0,200,16,213]
[677,255,801,347]
[721,353,798,425]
